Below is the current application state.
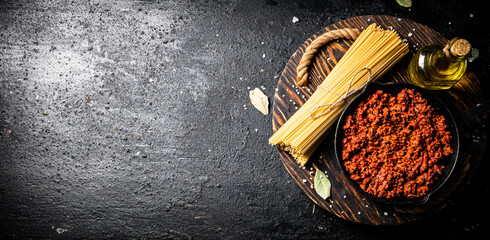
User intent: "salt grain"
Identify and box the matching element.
[292,16,299,23]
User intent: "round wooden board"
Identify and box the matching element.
[271,15,488,225]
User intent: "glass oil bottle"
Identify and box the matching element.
[408,38,478,90]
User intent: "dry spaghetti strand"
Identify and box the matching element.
[270,24,409,166]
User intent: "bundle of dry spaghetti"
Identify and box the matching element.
[269,23,409,166]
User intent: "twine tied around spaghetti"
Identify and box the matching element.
[309,67,372,119]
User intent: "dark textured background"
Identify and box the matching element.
[1,0,489,239]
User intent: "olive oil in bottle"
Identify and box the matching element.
[408,38,478,90]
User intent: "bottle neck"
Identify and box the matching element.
[443,48,467,62]
[443,38,471,61]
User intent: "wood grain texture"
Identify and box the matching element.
[271,15,487,225]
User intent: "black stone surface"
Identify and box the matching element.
[1,0,489,239]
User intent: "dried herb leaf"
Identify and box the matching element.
[396,0,412,7]
[314,169,331,200]
[249,88,269,115]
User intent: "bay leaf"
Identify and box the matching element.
[314,168,331,200]
[249,88,269,115]
[396,0,412,7]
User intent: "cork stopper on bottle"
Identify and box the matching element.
[444,38,471,57]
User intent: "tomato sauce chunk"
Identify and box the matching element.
[342,88,454,200]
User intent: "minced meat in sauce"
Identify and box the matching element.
[342,88,454,200]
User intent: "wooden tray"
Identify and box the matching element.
[271,15,487,225]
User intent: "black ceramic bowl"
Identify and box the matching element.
[333,81,460,205]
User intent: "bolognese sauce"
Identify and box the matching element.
[342,88,454,200]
